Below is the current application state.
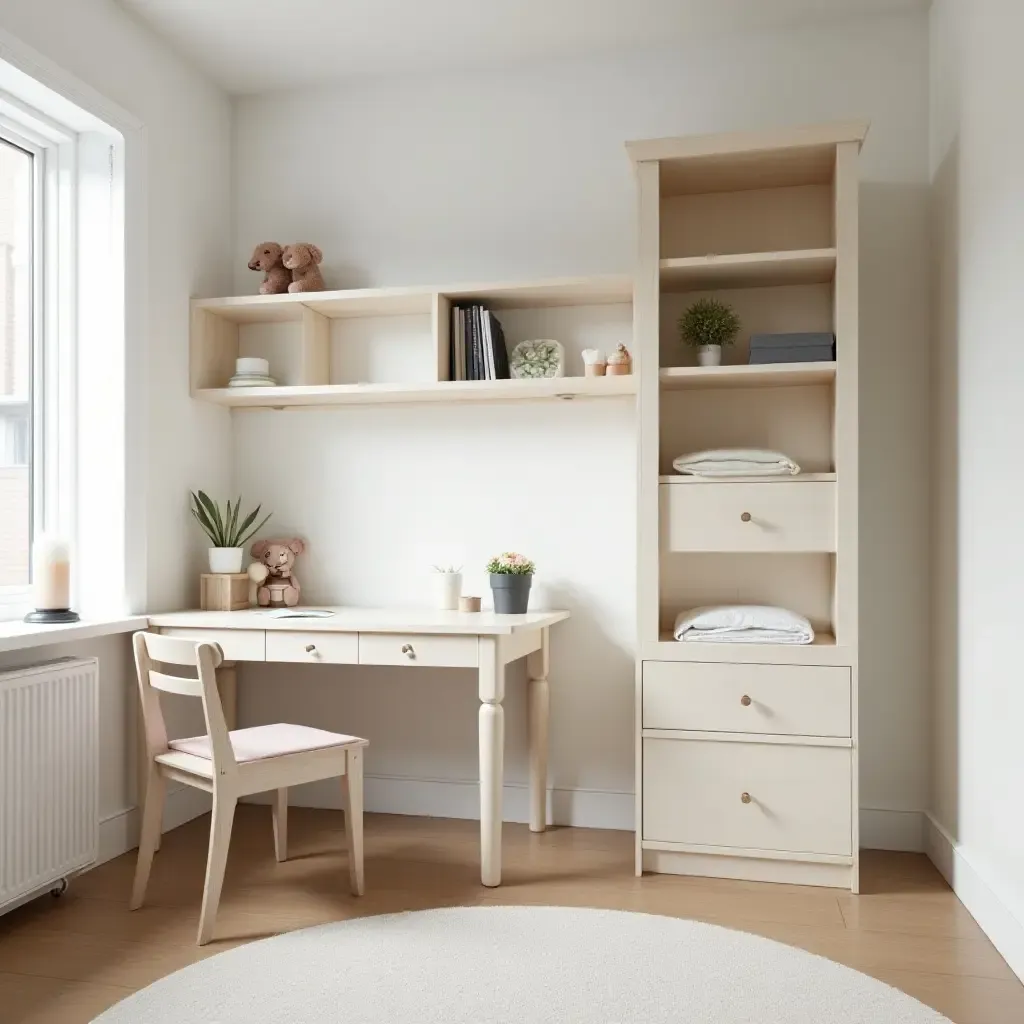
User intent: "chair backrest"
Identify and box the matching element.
[133,631,236,774]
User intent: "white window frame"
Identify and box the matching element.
[0,98,77,620]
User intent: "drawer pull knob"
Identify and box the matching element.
[305,644,317,654]
[740,512,752,523]
[401,643,416,659]
[740,694,752,707]
[740,792,752,804]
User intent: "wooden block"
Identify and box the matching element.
[200,574,250,611]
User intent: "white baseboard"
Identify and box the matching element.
[859,807,925,852]
[925,813,1024,982]
[96,788,211,865]
[248,774,635,832]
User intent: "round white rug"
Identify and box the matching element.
[93,906,951,1023]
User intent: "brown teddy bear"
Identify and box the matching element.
[248,537,306,607]
[283,243,325,293]
[248,242,290,295]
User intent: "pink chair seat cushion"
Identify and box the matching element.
[169,723,365,763]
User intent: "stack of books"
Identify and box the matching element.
[450,305,511,381]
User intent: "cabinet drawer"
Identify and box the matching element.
[643,738,852,855]
[661,481,836,553]
[265,631,358,665]
[157,628,265,662]
[643,662,850,737]
[358,633,478,668]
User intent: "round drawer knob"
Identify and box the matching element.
[401,643,416,659]
[740,792,752,804]
[740,512,752,523]
[304,644,317,654]
[740,694,752,707]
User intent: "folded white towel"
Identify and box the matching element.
[673,605,815,645]
[672,448,801,477]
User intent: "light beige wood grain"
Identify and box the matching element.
[298,307,331,385]
[264,630,358,665]
[642,661,851,737]
[659,362,836,391]
[358,633,478,668]
[660,248,836,291]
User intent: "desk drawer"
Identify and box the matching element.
[266,631,358,665]
[157,628,265,662]
[661,481,836,553]
[643,662,850,737]
[358,633,478,668]
[643,737,852,855]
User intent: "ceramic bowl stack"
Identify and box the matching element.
[228,357,277,387]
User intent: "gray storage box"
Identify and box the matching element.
[748,332,835,364]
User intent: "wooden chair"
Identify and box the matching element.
[130,630,367,945]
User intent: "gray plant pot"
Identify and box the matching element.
[490,573,532,614]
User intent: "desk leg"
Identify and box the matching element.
[217,662,238,731]
[527,628,550,833]
[479,638,505,887]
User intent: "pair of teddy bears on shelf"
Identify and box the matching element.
[248,241,325,294]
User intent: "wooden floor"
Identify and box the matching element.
[0,807,1021,1023]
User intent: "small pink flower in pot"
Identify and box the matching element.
[486,552,535,614]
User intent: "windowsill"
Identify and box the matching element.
[0,615,147,654]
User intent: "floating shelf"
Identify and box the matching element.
[659,361,836,391]
[659,248,836,291]
[659,473,837,484]
[193,274,632,325]
[195,374,638,409]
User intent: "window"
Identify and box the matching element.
[0,134,34,595]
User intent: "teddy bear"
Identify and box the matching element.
[283,243,326,293]
[247,242,291,295]
[248,538,306,607]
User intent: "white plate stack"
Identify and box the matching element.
[228,357,277,387]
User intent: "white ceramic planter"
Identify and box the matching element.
[432,572,463,610]
[697,345,722,367]
[209,547,244,574]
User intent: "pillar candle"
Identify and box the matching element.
[32,534,71,611]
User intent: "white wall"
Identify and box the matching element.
[0,0,234,612]
[233,12,932,837]
[928,0,1024,978]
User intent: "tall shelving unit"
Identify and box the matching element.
[629,123,866,891]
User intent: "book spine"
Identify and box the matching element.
[481,306,494,379]
[491,313,510,379]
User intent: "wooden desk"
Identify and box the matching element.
[146,607,569,886]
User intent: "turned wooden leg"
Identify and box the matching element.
[478,638,505,887]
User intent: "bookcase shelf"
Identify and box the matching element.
[659,362,836,391]
[195,374,637,409]
[659,249,836,291]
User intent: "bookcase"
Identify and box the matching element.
[629,123,866,891]
[189,275,635,408]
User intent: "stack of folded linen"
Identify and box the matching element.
[672,448,801,477]
[673,605,815,644]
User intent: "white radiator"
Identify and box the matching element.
[0,657,99,914]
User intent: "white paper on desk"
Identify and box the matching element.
[266,608,336,618]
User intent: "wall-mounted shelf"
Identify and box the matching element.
[659,249,836,292]
[659,362,836,391]
[196,374,637,409]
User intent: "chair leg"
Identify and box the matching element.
[129,766,166,910]
[272,787,288,862]
[197,788,237,946]
[341,748,365,896]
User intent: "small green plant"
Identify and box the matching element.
[432,564,463,574]
[486,552,535,575]
[678,298,741,348]
[190,491,272,549]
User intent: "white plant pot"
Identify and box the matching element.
[697,345,722,367]
[432,572,463,610]
[208,547,244,574]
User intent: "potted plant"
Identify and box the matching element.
[431,564,463,611]
[487,552,535,614]
[190,491,272,574]
[678,298,741,367]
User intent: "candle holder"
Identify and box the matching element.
[24,609,80,624]
[25,534,80,624]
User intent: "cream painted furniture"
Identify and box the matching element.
[131,631,368,945]
[629,122,865,890]
[146,607,568,887]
